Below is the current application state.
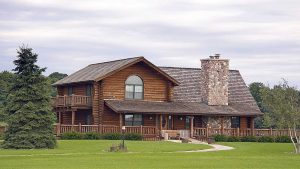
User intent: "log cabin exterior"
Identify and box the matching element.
[52,55,263,140]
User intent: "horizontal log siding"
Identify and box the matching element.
[102,62,172,101]
[57,83,90,96]
[61,111,71,124]
[102,105,120,126]
[143,114,156,126]
[240,117,248,129]
[173,115,186,130]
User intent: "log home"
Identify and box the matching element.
[52,55,263,140]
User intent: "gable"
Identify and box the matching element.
[102,62,172,101]
[53,57,179,86]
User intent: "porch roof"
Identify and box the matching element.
[104,100,263,116]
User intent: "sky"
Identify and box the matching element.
[0,0,299,87]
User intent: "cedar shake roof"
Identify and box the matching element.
[159,67,259,105]
[105,100,262,116]
[53,56,179,86]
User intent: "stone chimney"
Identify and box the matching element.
[201,54,229,105]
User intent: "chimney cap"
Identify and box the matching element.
[215,54,220,59]
[209,56,214,59]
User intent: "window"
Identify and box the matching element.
[125,75,143,99]
[185,116,190,130]
[86,85,92,96]
[125,114,143,126]
[67,86,73,96]
[231,117,240,128]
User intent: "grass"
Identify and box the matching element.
[0,140,299,169]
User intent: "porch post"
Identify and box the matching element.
[119,113,123,132]
[190,116,194,138]
[159,114,163,131]
[250,117,255,136]
[58,111,62,124]
[71,111,75,131]
[220,116,224,135]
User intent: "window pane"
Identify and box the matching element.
[86,85,92,96]
[125,114,134,121]
[133,121,142,126]
[134,114,142,121]
[134,92,143,99]
[68,87,73,96]
[135,85,143,92]
[126,85,134,92]
[125,75,143,85]
[125,92,134,99]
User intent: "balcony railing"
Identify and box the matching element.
[51,95,92,108]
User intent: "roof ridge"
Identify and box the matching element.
[89,56,144,66]
[159,66,201,70]
[159,66,239,72]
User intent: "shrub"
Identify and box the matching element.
[240,136,257,142]
[101,133,122,140]
[227,136,240,142]
[258,136,274,142]
[124,133,143,140]
[213,134,227,142]
[83,132,101,140]
[275,136,291,143]
[60,132,83,140]
[0,133,4,140]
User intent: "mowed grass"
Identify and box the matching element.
[0,140,299,169]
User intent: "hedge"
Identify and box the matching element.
[60,132,143,141]
[212,134,294,143]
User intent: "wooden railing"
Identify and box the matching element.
[193,127,300,138]
[51,95,92,107]
[54,124,158,140]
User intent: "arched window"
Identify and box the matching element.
[125,75,143,99]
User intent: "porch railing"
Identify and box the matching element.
[51,95,92,107]
[193,127,300,138]
[54,124,159,140]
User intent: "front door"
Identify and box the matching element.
[162,115,173,130]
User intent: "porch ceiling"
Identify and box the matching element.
[104,100,263,116]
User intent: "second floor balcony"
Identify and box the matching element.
[52,95,92,108]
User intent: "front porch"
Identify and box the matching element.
[53,124,297,141]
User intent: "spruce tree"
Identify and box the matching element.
[2,46,56,149]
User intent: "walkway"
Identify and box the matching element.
[167,139,234,152]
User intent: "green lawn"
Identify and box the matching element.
[0,140,299,169]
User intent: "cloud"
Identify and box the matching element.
[0,0,299,87]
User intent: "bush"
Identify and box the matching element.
[60,132,83,140]
[213,134,227,142]
[227,136,240,142]
[0,133,4,140]
[83,132,101,140]
[240,136,257,142]
[258,136,274,142]
[124,133,143,140]
[275,136,291,143]
[101,133,122,140]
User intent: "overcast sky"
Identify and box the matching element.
[0,0,299,87]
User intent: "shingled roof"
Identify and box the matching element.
[159,67,258,105]
[159,66,261,115]
[105,100,262,116]
[53,57,179,86]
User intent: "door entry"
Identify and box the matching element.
[162,115,173,130]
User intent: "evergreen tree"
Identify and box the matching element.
[2,46,56,149]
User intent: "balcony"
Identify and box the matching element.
[51,95,92,108]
